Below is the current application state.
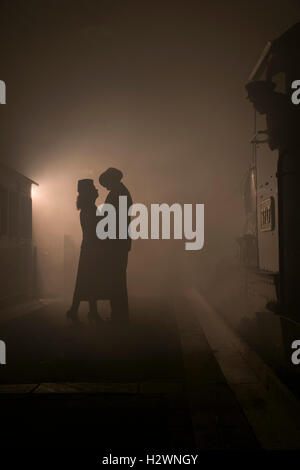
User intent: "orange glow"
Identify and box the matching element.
[31,185,38,199]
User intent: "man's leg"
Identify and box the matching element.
[111,253,129,325]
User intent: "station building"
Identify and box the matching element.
[0,162,38,305]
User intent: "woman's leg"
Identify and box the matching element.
[70,299,80,314]
[66,288,81,321]
[66,298,80,321]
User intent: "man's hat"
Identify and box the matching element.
[77,179,95,193]
[99,168,123,186]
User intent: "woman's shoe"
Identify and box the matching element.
[66,309,81,323]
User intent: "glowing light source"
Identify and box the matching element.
[31,184,38,199]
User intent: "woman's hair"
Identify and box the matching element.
[76,191,97,210]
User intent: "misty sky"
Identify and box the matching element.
[0,0,299,296]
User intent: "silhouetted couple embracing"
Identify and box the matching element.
[66,168,132,325]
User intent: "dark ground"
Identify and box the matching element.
[0,297,258,449]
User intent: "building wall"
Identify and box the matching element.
[0,164,36,304]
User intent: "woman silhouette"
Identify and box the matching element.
[66,179,103,323]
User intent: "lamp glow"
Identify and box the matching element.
[31,185,38,198]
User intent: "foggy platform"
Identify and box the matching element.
[0,298,195,448]
[0,296,263,449]
[0,298,184,384]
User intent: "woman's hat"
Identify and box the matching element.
[77,179,96,193]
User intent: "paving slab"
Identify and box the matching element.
[34,382,139,394]
[185,288,300,449]
[0,384,37,393]
[175,295,259,450]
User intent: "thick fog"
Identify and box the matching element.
[0,0,299,310]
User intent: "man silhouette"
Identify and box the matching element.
[99,168,132,325]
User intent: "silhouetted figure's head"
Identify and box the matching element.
[76,179,98,210]
[245,80,276,114]
[99,168,123,190]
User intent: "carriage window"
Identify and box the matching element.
[9,191,19,238]
[24,196,32,239]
